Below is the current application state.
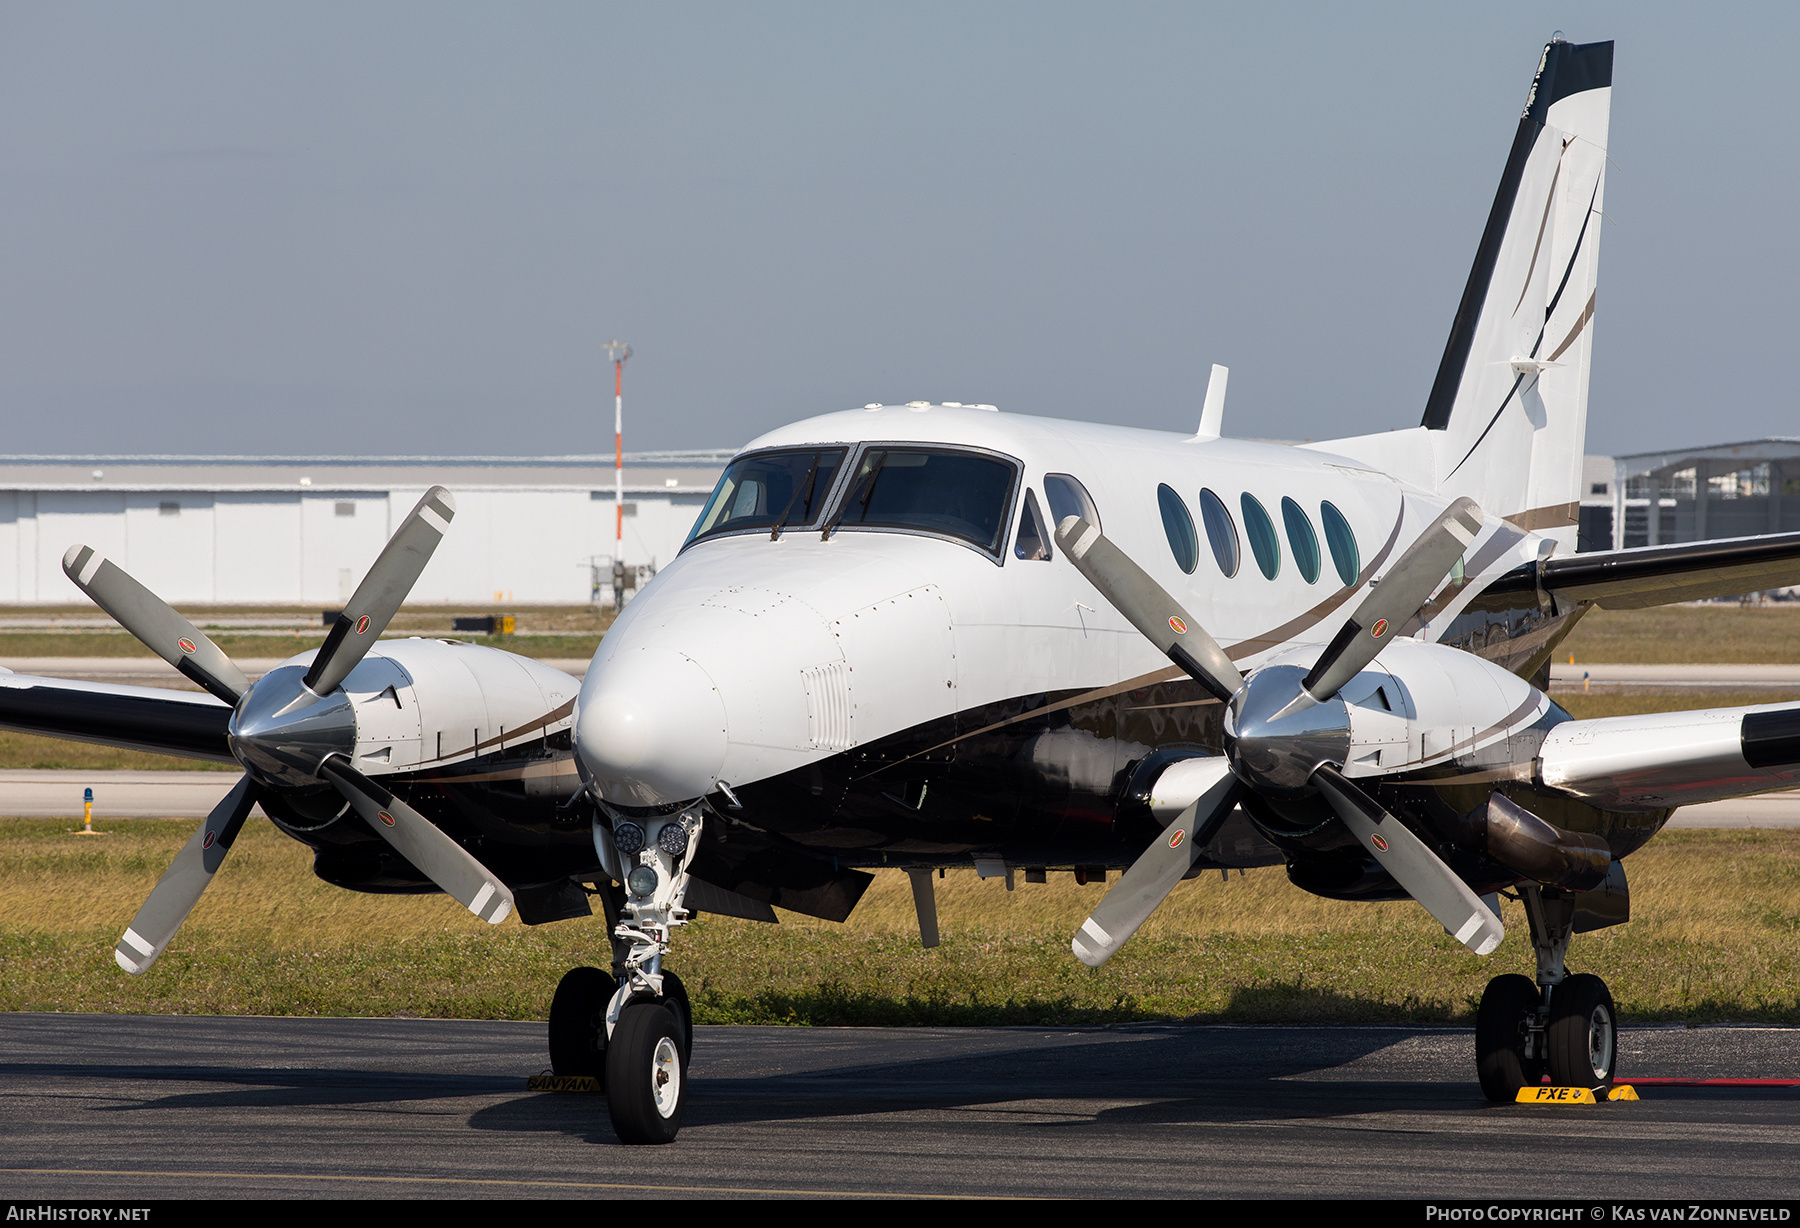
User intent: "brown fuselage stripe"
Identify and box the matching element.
[416,696,576,766]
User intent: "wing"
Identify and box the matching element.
[1486,531,1800,610]
[1540,700,1800,808]
[0,671,235,763]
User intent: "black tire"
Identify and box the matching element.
[662,969,693,1067]
[1476,974,1544,1102]
[1546,973,1617,1089]
[548,966,616,1079]
[606,1002,686,1145]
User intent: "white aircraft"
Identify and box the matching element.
[8,35,1799,1145]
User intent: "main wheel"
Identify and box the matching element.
[606,1001,686,1144]
[548,966,616,1079]
[1475,973,1544,1102]
[1546,973,1617,1089]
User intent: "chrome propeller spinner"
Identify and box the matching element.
[63,486,517,975]
[1053,498,1501,967]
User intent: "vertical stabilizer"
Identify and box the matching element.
[1421,38,1612,550]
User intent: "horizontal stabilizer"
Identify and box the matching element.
[1485,531,1800,610]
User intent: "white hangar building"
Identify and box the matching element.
[0,452,732,607]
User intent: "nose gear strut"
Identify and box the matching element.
[581,804,703,1144]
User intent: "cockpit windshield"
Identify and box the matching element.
[686,448,846,543]
[824,447,1018,556]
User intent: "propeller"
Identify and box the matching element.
[62,545,248,705]
[114,775,260,974]
[1058,515,1241,703]
[1053,502,1501,964]
[66,486,515,975]
[1312,765,1502,954]
[1071,760,1241,967]
[319,756,514,924]
[305,487,457,696]
[1282,497,1482,716]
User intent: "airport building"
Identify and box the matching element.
[4,438,1793,606]
[1581,439,1800,552]
[0,453,732,607]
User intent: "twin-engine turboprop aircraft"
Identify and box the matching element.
[8,35,1800,1144]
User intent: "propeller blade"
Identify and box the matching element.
[318,755,514,924]
[1296,498,1482,707]
[1072,759,1241,967]
[304,486,457,696]
[1054,515,1242,704]
[114,775,260,975]
[62,545,249,706]
[1311,764,1503,955]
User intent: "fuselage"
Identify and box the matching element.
[574,404,1646,896]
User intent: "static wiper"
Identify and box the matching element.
[770,454,824,541]
[821,450,888,540]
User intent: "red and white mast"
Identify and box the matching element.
[601,340,632,606]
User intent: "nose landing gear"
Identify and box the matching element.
[1474,885,1618,1101]
[548,806,704,1142]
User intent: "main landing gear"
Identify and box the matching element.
[1475,884,1618,1101]
[548,807,703,1144]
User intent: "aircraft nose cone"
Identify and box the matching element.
[1223,664,1351,795]
[577,647,728,807]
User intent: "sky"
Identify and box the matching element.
[1,3,1795,459]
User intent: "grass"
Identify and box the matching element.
[2,817,1795,1026]
[1559,603,1800,665]
[0,731,235,772]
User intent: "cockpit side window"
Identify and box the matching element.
[1043,473,1101,535]
[1014,488,1051,561]
[827,446,1019,557]
[686,448,846,544]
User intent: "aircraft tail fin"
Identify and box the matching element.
[1420,37,1612,547]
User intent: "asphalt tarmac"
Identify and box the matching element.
[0,1014,1796,1200]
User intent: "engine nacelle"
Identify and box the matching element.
[245,637,581,828]
[1325,638,1560,783]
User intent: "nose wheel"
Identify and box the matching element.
[606,1001,688,1144]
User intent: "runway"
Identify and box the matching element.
[1548,662,1800,690]
[0,1014,1795,1199]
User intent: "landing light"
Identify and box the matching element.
[613,821,646,855]
[627,865,659,896]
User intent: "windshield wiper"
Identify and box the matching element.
[770,454,824,541]
[821,450,888,540]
